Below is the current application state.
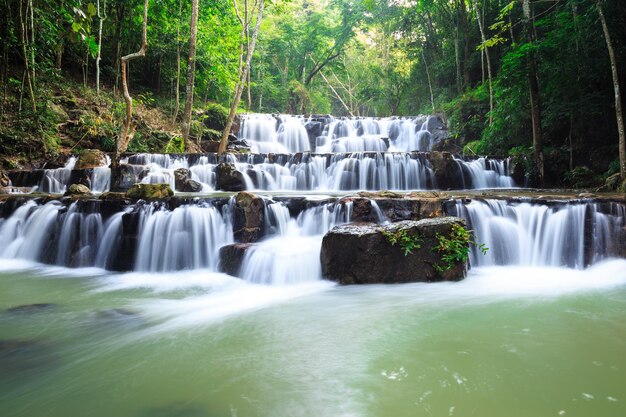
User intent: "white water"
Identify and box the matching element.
[0,198,623,274]
[36,156,77,193]
[454,200,625,268]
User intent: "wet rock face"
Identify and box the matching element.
[111,164,149,192]
[429,151,465,190]
[125,183,174,200]
[321,217,467,284]
[215,163,246,191]
[233,191,265,242]
[76,149,108,169]
[219,243,255,277]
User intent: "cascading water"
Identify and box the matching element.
[134,202,233,272]
[239,201,352,285]
[36,157,77,193]
[455,157,515,189]
[452,199,626,268]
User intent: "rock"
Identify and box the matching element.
[215,162,246,191]
[321,217,467,284]
[429,151,465,190]
[1,170,11,187]
[76,149,108,169]
[174,168,190,190]
[219,243,255,277]
[0,339,56,372]
[125,183,174,200]
[111,164,149,191]
[5,303,57,314]
[182,179,203,193]
[65,183,91,196]
[233,191,266,242]
[98,191,127,201]
[173,168,203,192]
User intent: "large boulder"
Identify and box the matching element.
[216,162,246,191]
[233,191,266,243]
[76,149,108,169]
[125,183,173,200]
[321,217,467,284]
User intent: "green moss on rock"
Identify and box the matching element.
[125,183,174,200]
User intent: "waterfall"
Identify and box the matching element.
[36,157,77,193]
[134,202,233,272]
[455,157,515,189]
[239,201,353,285]
[0,200,116,267]
[452,200,626,268]
[1,198,622,275]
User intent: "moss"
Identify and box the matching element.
[125,183,174,199]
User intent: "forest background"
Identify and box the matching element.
[0,0,624,188]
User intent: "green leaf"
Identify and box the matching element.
[72,22,81,32]
[87,3,97,17]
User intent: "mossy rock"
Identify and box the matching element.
[66,183,91,195]
[76,149,108,169]
[203,103,229,131]
[125,183,174,200]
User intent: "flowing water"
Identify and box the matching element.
[1,196,626,416]
[1,261,626,417]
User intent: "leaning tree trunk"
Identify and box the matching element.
[219,0,265,155]
[115,0,149,165]
[597,1,625,181]
[182,0,199,151]
[523,0,544,186]
[474,0,493,126]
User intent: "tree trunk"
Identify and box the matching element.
[112,2,126,98]
[96,0,106,96]
[28,0,35,85]
[523,0,544,186]
[219,0,265,155]
[181,0,199,152]
[474,0,493,126]
[422,49,435,113]
[172,0,182,124]
[597,1,626,181]
[115,0,149,164]
[19,0,36,115]
[460,0,471,87]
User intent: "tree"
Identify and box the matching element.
[597,0,625,181]
[473,0,493,125]
[219,0,265,155]
[182,0,199,151]
[96,0,107,95]
[522,0,544,186]
[115,0,149,163]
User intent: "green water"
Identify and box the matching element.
[1,261,626,417]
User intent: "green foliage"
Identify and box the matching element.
[382,229,422,256]
[562,166,599,189]
[433,224,488,273]
[203,103,229,131]
[442,84,489,144]
[164,135,185,153]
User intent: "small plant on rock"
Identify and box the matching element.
[432,224,488,273]
[382,229,423,256]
